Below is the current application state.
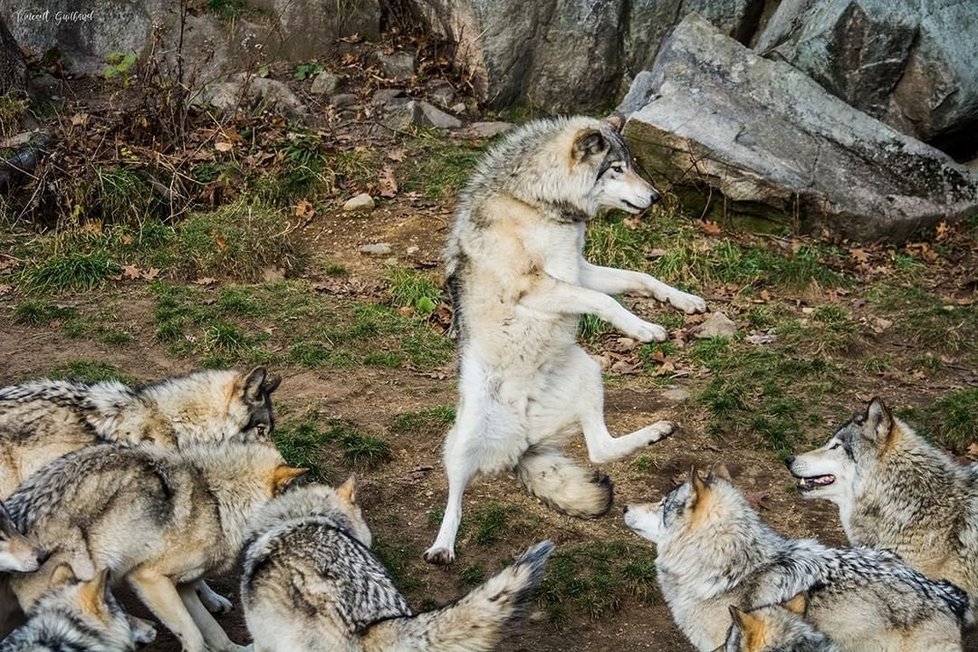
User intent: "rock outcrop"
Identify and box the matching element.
[621,14,978,242]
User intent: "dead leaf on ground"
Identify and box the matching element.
[698,220,722,235]
[293,199,316,220]
[387,148,406,162]
[746,490,770,510]
[378,165,398,198]
[194,277,218,286]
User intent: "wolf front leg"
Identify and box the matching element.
[578,260,707,315]
[521,276,668,342]
[572,348,674,464]
[178,582,249,652]
[128,569,207,652]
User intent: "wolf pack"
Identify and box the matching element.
[0,115,973,652]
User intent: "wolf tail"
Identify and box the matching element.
[362,541,554,652]
[516,447,613,518]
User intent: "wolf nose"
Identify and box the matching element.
[623,505,630,514]
[649,189,662,204]
[37,549,52,566]
[784,456,795,468]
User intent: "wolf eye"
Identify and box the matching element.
[256,425,267,436]
[611,163,625,173]
[829,442,841,450]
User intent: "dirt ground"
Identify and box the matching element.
[5,194,973,651]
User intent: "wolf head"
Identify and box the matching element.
[785,397,902,506]
[247,476,373,548]
[624,464,755,557]
[38,564,140,651]
[475,116,661,219]
[0,500,49,573]
[235,367,281,439]
[567,116,661,216]
[724,593,838,652]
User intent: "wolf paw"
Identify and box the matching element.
[423,546,455,565]
[645,420,675,443]
[668,292,707,315]
[623,318,668,343]
[196,584,233,614]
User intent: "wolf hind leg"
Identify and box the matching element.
[563,348,674,464]
[128,569,207,652]
[517,447,612,518]
[177,582,248,651]
[194,578,232,614]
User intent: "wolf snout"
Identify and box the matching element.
[649,188,662,204]
[783,455,796,468]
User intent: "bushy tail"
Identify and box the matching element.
[517,448,613,518]
[362,541,554,652]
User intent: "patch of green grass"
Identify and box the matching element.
[273,422,330,479]
[362,352,403,367]
[390,405,455,436]
[400,139,482,201]
[691,339,835,457]
[585,213,646,269]
[173,201,306,282]
[373,538,422,596]
[83,166,157,224]
[469,502,519,546]
[631,456,656,472]
[289,341,331,367]
[217,287,260,315]
[579,313,611,343]
[869,284,978,354]
[13,300,77,325]
[537,541,658,623]
[458,565,486,588]
[23,252,122,293]
[927,388,978,452]
[202,321,250,353]
[44,361,132,384]
[328,425,393,468]
[331,148,378,191]
[387,268,442,317]
[100,328,133,346]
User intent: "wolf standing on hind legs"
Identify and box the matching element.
[425,115,708,565]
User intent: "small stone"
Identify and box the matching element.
[418,101,463,129]
[329,93,358,108]
[427,81,455,108]
[661,386,691,402]
[746,332,778,345]
[343,193,375,212]
[359,243,393,255]
[382,101,424,130]
[310,71,341,95]
[406,245,420,256]
[463,121,514,139]
[372,88,407,106]
[694,311,739,339]
[451,102,467,114]
[376,50,416,82]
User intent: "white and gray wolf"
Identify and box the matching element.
[241,476,554,651]
[625,466,971,651]
[1,564,152,652]
[0,366,280,612]
[721,593,841,652]
[426,115,708,564]
[2,441,306,652]
[786,397,978,618]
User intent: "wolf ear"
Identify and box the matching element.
[262,373,282,395]
[49,562,77,588]
[573,129,608,161]
[708,463,732,483]
[605,114,624,132]
[78,569,110,617]
[0,501,16,534]
[337,474,358,505]
[864,397,893,443]
[243,367,268,403]
[783,591,809,616]
[271,466,308,495]
[688,466,708,507]
[729,605,765,647]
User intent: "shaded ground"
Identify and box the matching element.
[2,38,978,652]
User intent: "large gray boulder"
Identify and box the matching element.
[620,14,978,242]
[412,0,764,112]
[755,0,978,143]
